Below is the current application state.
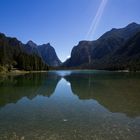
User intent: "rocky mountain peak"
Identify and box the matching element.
[27,40,37,48]
[126,22,139,28]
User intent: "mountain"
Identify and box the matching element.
[0,32,61,72]
[24,41,61,67]
[102,31,140,71]
[63,22,140,70]
[0,33,48,72]
[24,40,41,57]
[37,43,62,66]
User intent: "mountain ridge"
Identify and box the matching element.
[62,22,140,71]
[0,33,48,71]
[0,22,140,71]
[24,41,61,66]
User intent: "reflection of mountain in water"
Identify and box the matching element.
[0,71,140,118]
[65,72,140,117]
[0,73,61,107]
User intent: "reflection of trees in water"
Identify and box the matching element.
[65,72,140,117]
[0,71,140,117]
[0,73,61,107]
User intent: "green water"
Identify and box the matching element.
[0,70,140,140]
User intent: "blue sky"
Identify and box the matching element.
[0,0,140,61]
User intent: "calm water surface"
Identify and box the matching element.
[0,70,140,140]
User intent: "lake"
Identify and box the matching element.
[0,70,140,140]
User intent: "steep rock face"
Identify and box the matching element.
[64,41,94,67]
[24,40,41,57]
[24,41,62,67]
[37,43,61,66]
[63,22,140,69]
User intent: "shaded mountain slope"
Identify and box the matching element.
[63,22,140,70]
[37,43,61,66]
[0,33,48,71]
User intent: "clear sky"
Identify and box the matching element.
[0,0,140,61]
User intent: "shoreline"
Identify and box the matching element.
[0,70,48,76]
[0,69,140,76]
